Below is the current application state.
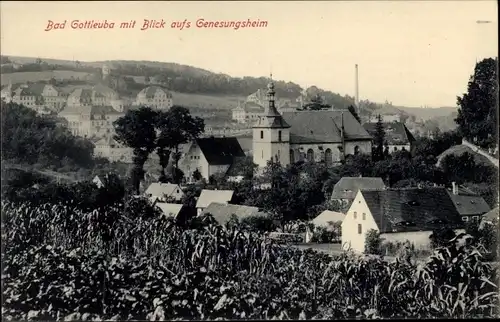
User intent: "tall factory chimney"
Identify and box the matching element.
[355,64,359,113]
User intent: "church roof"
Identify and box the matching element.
[282,110,372,144]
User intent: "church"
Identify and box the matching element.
[252,77,373,168]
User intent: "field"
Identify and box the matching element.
[1,198,498,320]
[171,91,244,110]
[1,70,94,84]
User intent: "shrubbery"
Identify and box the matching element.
[2,200,498,320]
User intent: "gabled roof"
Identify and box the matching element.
[155,203,184,218]
[312,210,345,228]
[196,189,234,209]
[138,86,172,99]
[90,105,123,115]
[482,207,499,223]
[363,122,415,145]
[447,192,490,216]
[241,101,265,113]
[281,110,372,144]
[145,183,183,199]
[359,188,464,233]
[331,177,386,200]
[196,137,245,165]
[201,202,266,225]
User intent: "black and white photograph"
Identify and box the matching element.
[1,0,499,320]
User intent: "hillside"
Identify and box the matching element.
[2,55,458,125]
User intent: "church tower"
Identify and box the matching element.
[252,75,291,168]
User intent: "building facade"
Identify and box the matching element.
[59,105,124,139]
[135,86,173,110]
[363,121,416,154]
[93,136,133,163]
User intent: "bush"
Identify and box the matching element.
[2,201,499,320]
[240,214,277,232]
[365,229,383,255]
[430,228,456,249]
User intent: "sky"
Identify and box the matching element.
[0,1,497,107]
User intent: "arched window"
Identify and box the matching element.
[290,149,295,163]
[394,146,398,152]
[307,149,314,162]
[325,148,332,165]
[354,146,360,155]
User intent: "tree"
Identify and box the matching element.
[455,57,497,148]
[114,106,158,194]
[365,229,383,255]
[192,168,202,182]
[372,114,386,162]
[155,106,204,183]
[303,94,330,110]
[348,105,361,123]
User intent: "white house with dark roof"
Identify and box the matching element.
[342,187,465,253]
[135,86,173,110]
[67,85,118,108]
[196,189,234,215]
[179,137,246,182]
[252,76,373,169]
[363,121,416,154]
[331,177,386,211]
[59,104,124,138]
[145,183,184,202]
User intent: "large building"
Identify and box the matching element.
[252,77,373,169]
[135,86,173,110]
[59,105,125,138]
[1,83,67,113]
[67,85,120,109]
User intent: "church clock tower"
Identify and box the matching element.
[252,75,291,168]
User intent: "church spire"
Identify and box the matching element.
[266,74,280,117]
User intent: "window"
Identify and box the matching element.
[362,213,366,220]
[354,146,360,155]
[358,224,362,234]
[462,216,469,222]
[278,130,282,142]
[394,147,398,152]
[472,216,479,222]
[260,131,264,139]
[353,212,357,219]
[325,148,333,165]
[306,149,314,162]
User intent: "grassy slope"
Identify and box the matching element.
[4,55,457,121]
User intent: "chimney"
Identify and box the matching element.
[452,182,458,195]
[355,64,359,113]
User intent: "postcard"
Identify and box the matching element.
[1,1,498,320]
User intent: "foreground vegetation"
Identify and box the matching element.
[2,200,498,320]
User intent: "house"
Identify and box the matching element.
[195,189,234,215]
[145,182,184,202]
[92,175,105,188]
[201,202,266,226]
[154,202,194,225]
[447,182,490,223]
[341,187,465,253]
[480,207,499,228]
[362,121,416,154]
[252,77,373,169]
[179,137,246,182]
[232,101,266,123]
[135,86,173,110]
[93,137,133,163]
[311,210,345,229]
[331,177,386,211]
